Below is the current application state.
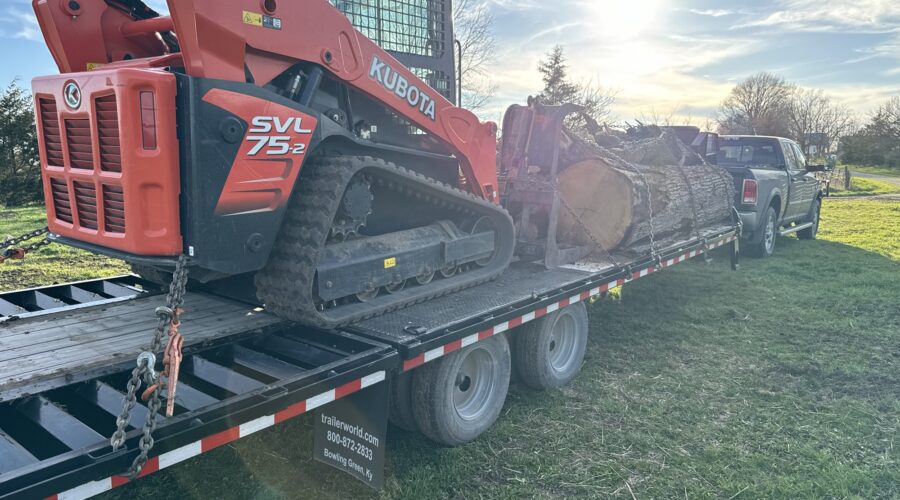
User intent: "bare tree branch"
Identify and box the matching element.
[453,0,497,111]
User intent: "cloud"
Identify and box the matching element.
[686,9,745,18]
[737,0,900,33]
[2,9,41,41]
[479,0,765,124]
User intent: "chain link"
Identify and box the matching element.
[1,226,51,263]
[109,254,190,479]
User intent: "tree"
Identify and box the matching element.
[843,96,900,167]
[867,96,900,139]
[787,88,857,158]
[717,72,794,137]
[537,46,616,126]
[453,0,498,111]
[538,45,581,106]
[0,80,41,207]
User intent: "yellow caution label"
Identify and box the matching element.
[242,11,263,26]
[384,257,397,269]
[86,62,105,71]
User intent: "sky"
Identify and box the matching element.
[2,0,898,125]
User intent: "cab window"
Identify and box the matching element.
[781,141,800,171]
[791,143,807,169]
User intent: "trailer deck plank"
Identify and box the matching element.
[0,292,282,402]
[352,262,593,344]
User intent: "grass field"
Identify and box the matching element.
[844,165,900,178]
[0,206,129,290]
[829,177,900,197]
[2,201,898,498]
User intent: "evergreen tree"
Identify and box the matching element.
[537,45,580,106]
[0,80,41,207]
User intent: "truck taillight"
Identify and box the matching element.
[742,179,758,205]
[140,91,157,150]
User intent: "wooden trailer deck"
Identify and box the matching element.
[0,292,283,402]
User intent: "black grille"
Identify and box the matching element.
[95,95,122,173]
[332,0,449,57]
[65,119,93,170]
[39,98,64,167]
[49,178,73,224]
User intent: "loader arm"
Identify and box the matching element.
[34,0,499,201]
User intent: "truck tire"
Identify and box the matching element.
[388,371,418,432]
[513,302,589,390]
[798,199,821,240]
[750,206,778,258]
[412,335,511,446]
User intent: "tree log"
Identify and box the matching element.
[556,128,734,252]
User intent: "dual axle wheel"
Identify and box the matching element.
[390,302,589,446]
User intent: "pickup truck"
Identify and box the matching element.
[717,136,826,257]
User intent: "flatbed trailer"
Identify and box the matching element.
[0,225,738,499]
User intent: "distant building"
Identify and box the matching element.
[803,133,829,157]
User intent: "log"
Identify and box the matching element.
[556,128,734,252]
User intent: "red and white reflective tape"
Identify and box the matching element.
[47,371,386,500]
[402,235,737,372]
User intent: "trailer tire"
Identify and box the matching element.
[388,371,418,432]
[412,335,511,446]
[513,302,589,390]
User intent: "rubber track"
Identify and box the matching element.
[255,155,515,328]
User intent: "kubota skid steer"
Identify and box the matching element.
[31,0,515,327]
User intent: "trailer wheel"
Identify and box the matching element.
[412,335,511,446]
[513,302,589,390]
[388,371,418,432]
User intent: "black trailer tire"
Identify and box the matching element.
[388,371,419,432]
[798,199,821,240]
[513,302,589,390]
[749,206,777,258]
[411,335,511,446]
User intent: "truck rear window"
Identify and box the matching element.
[717,139,780,167]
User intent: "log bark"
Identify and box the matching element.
[556,128,734,252]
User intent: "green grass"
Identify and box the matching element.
[844,164,900,178]
[3,202,898,498]
[828,177,900,197]
[0,206,129,291]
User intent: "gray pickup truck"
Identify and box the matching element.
[717,136,826,257]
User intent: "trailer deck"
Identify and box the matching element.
[0,225,739,499]
[0,289,285,403]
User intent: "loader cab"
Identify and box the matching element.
[331,0,457,104]
[323,0,459,153]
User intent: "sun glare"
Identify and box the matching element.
[593,0,665,40]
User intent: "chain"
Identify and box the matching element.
[109,254,190,479]
[1,226,51,263]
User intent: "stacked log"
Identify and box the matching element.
[555,127,734,252]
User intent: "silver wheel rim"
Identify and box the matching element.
[453,348,496,421]
[548,313,579,373]
[471,217,496,267]
[440,264,458,278]
[764,213,776,253]
[356,288,378,302]
[415,271,435,285]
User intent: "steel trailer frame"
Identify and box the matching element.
[0,226,739,500]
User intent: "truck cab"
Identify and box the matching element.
[718,136,824,257]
